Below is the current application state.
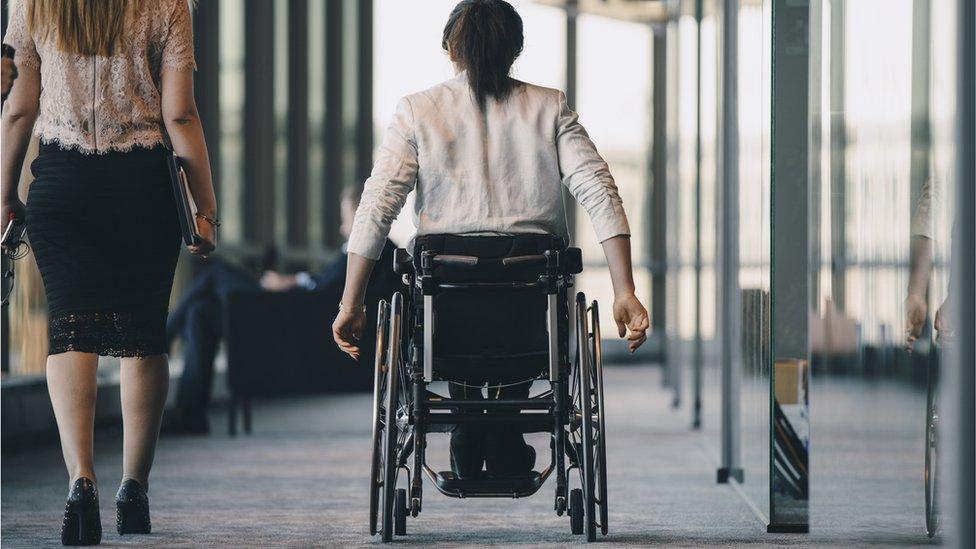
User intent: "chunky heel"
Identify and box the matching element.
[61,478,102,546]
[116,479,151,535]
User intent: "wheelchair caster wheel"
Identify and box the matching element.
[569,489,584,535]
[555,495,566,516]
[394,489,408,536]
[410,497,421,518]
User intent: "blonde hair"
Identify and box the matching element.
[27,0,141,56]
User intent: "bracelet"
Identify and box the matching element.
[195,212,221,228]
[338,301,366,314]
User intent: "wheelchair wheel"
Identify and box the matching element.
[589,301,609,536]
[573,292,601,542]
[368,300,391,537]
[569,488,584,535]
[394,488,408,536]
[924,362,940,538]
[382,293,409,542]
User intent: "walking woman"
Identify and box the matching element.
[1,0,216,544]
[333,0,648,477]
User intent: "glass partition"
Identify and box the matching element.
[736,0,772,521]
[808,0,958,542]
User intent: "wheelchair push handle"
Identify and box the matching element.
[501,254,547,267]
[431,254,480,267]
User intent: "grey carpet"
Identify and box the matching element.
[1,365,941,547]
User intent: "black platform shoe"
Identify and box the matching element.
[116,479,151,535]
[61,478,102,546]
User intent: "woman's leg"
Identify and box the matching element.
[46,352,100,486]
[119,355,170,489]
[448,381,486,477]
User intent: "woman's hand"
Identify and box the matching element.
[613,292,649,353]
[260,270,298,292]
[333,308,367,361]
[1,195,25,228]
[188,215,216,256]
[904,293,928,353]
[934,297,954,344]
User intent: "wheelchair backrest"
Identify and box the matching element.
[411,234,573,382]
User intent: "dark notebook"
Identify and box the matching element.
[167,154,200,246]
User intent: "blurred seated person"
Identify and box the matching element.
[163,188,396,434]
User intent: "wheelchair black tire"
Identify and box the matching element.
[924,361,940,538]
[590,301,609,536]
[576,293,598,542]
[570,488,584,535]
[381,293,405,543]
[369,301,391,537]
[394,488,408,536]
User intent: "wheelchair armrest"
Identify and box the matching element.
[393,248,414,274]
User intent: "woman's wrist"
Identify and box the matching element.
[338,301,366,314]
[613,285,637,299]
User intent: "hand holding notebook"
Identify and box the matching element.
[168,154,216,255]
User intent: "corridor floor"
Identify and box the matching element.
[1,366,938,547]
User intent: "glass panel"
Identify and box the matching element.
[737,0,773,519]
[684,0,721,456]
[218,0,245,244]
[808,0,958,542]
[575,14,652,333]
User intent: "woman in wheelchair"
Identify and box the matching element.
[332,0,647,541]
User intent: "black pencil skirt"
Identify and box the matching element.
[26,142,182,357]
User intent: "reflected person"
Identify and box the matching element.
[906,178,955,352]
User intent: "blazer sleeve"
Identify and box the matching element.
[347,97,419,260]
[554,91,631,242]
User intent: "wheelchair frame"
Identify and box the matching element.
[368,245,609,542]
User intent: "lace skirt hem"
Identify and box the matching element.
[48,311,168,358]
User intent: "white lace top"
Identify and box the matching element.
[2,0,196,154]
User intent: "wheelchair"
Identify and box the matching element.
[368,234,609,542]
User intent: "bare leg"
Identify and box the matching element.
[46,352,100,487]
[120,355,170,490]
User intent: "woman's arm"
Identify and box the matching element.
[332,252,378,360]
[160,66,217,254]
[333,97,418,360]
[0,63,40,226]
[555,91,649,351]
[602,235,649,352]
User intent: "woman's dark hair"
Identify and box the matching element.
[442,0,524,109]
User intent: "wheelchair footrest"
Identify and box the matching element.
[433,471,544,498]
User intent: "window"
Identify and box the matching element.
[576,14,652,331]
[218,0,245,244]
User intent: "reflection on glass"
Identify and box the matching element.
[737,0,772,521]
[808,0,957,542]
